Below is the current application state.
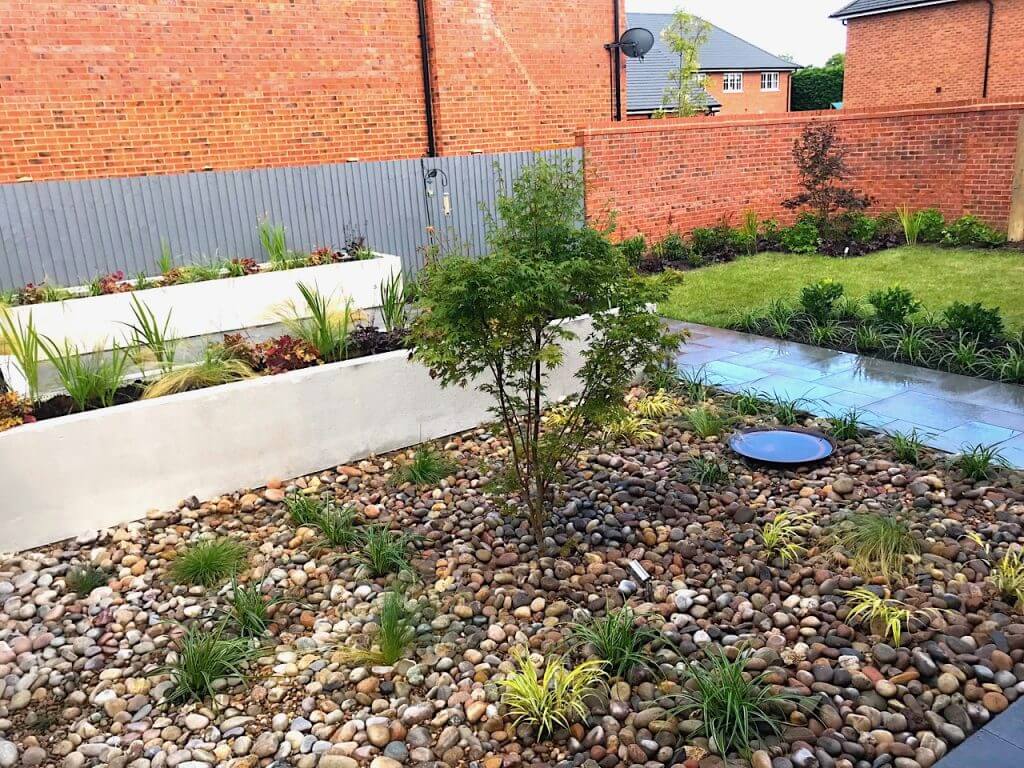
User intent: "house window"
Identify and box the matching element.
[761,71,780,91]
[723,72,743,93]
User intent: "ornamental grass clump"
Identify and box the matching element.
[629,389,681,420]
[601,411,659,444]
[170,538,248,588]
[834,513,918,582]
[273,283,362,362]
[142,346,257,399]
[667,646,809,760]
[284,492,326,527]
[226,580,288,638]
[688,456,729,487]
[966,533,1024,605]
[568,607,661,678]
[954,443,1009,482]
[162,622,260,704]
[123,294,178,373]
[339,591,416,666]
[395,446,457,486]
[889,430,925,465]
[499,649,606,738]
[65,565,109,597]
[43,340,131,411]
[761,511,813,565]
[357,525,415,577]
[841,587,936,646]
[314,504,361,549]
[686,404,729,438]
[0,309,41,401]
[826,410,862,440]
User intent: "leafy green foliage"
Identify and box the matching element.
[853,324,887,353]
[942,215,1007,248]
[568,607,661,678]
[799,279,844,322]
[867,285,920,326]
[410,158,672,538]
[396,446,457,486]
[835,514,918,582]
[658,10,712,116]
[667,646,808,759]
[655,232,690,263]
[619,235,647,267]
[780,218,820,254]
[357,525,415,577]
[791,56,843,111]
[170,538,248,587]
[954,443,1009,481]
[942,301,1005,346]
[162,622,259,704]
[498,650,606,738]
[65,565,109,597]
[916,209,946,243]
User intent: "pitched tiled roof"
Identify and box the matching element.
[831,0,959,19]
[626,13,799,115]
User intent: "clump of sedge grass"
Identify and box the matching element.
[729,390,767,417]
[761,511,813,565]
[170,538,248,587]
[143,346,257,399]
[498,649,607,738]
[834,513,918,582]
[341,590,417,666]
[315,504,361,549]
[688,456,729,487]
[601,412,659,444]
[954,443,1009,482]
[966,533,1024,605]
[666,646,809,760]
[123,294,178,373]
[568,607,661,678]
[396,446,458,486]
[284,492,326,527]
[769,395,804,425]
[889,430,925,465]
[677,366,712,403]
[357,525,415,577]
[65,565,109,597]
[226,580,289,638]
[629,390,682,420]
[43,339,131,411]
[686,405,730,438]
[0,310,42,401]
[162,622,259,704]
[841,587,936,646]
[826,410,862,440]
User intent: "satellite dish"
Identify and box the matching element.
[618,27,655,60]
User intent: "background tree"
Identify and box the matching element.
[792,53,844,111]
[659,9,712,117]
[411,159,673,541]
[783,122,870,224]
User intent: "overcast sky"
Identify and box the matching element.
[626,0,850,67]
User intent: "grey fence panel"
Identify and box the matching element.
[0,147,582,290]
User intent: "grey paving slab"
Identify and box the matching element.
[928,422,1021,454]
[933,727,1024,768]
[671,322,1024,469]
[979,697,1024,750]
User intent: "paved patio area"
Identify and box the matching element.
[671,322,1024,468]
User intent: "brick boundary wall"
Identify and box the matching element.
[578,99,1024,242]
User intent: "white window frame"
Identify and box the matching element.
[761,71,780,92]
[722,72,744,93]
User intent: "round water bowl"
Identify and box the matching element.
[729,427,834,466]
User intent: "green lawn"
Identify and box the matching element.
[659,246,1024,328]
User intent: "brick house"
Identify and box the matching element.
[833,0,1024,108]
[0,0,629,183]
[625,13,799,118]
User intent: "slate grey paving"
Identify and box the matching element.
[671,322,1024,469]
[934,698,1024,767]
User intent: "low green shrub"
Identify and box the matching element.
[942,301,1005,346]
[867,286,921,326]
[690,223,744,263]
[799,279,844,322]
[942,215,1007,248]
[780,217,819,254]
[655,232,690,263]
[916,208,945,243]
[619,235,647,267]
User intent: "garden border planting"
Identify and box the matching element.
[0,313,597,552]
[0,255,401,397]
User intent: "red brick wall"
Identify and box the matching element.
[703,72,791,115]
[844,0,1024,109]
[0,0,622,183]
[579,100,1024,241]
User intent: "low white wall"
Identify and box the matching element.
[0,315,595,552]
[1,255,401,396]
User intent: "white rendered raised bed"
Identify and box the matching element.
[0,255,401,396]
[0,314,596,552]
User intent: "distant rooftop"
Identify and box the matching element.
[831,0,960,19]
[626,13,799,115]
